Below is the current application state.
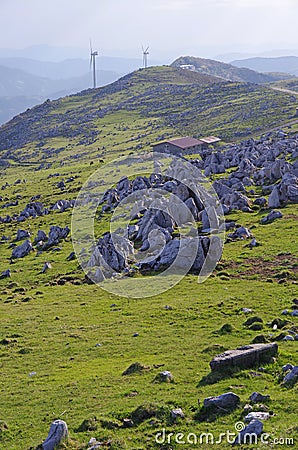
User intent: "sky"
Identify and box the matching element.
[1,0,298,61]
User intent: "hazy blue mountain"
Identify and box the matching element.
[0,65,122,125]
[0,96,43,125]
[0,56,146,80]
[231,56,298,76]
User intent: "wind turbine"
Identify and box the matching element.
[90,40,98,88]
[142,45,149,69]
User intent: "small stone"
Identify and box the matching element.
[283,335,294,341]
[155,370,173,383]
[249,392,270,403]
[244,412,270,422]
[29,371,37,377]
[133,333,139,337]
[122,418,134,428]
[243,404,253,414]
[242,308,252,314]
[171,408,185,419]
[0,269,11,279]
[203,392,240,410]
[234,420,263,445]
[283,366,298,385]
[282,364,294,372]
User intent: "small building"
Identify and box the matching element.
[180,64,196,72]
[152,136,221,156]
[199,136,221,146]
[152,137,203,156]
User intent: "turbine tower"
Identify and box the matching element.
[142,45,149,69]
[90,40,98,88]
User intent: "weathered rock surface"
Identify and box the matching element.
[203,392,240,410]
[282,366,298,385]
[210,343,278,371]
[40,420,68,450]
[233,419,263,445]
[11,240,32,259]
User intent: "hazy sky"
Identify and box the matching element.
[1,0,298,60]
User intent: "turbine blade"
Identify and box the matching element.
[145,46,149,53]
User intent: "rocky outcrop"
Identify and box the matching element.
[210,343,278,372]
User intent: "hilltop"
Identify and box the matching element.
[171,56,292,84]
[0,65,297,166]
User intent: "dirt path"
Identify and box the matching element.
[271,86,298,96]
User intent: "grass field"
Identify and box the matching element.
[0,66,297,449]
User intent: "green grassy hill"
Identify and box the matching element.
[0,65,297,449]
[0,66,297,167]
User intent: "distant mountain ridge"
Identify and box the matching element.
[171,56,292,84]
[231,56,298,76]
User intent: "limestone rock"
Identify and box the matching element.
[203,392,240,410]
[11,240,32,259]
[210,343,278,372]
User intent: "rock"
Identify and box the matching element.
[244,412,270,422]
[282,363,294,372]
[66,251,76,261]
[41,420,68,450]
[253,197,267,207]
[11,240,32,259]
[210,343,278,372]
[249,392,270,404]
[268,186,281,208]
[228,226,252,240]
[154,371,173,382]
[35,230,47,242]
[203,392,240,411]
[16,229,30,241]
[243,404,253,414]
[288,185,298,203]
[122,362,148,376]
[233,419,263,445]
[171,408,185,419]
[0,269,11,279]
[122,418,134,428]
[41,262,52,273]
[260,210,283,224]
[283,335,294,341]
[87,232,134,276]
[282,366,298,385]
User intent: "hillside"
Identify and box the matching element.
[0,66,297,166]
[0,64,298,450]
[171,56,291,84]
[231,56,298,76]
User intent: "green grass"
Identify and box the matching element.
[0,158,297,449]
[0,66,298,449]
